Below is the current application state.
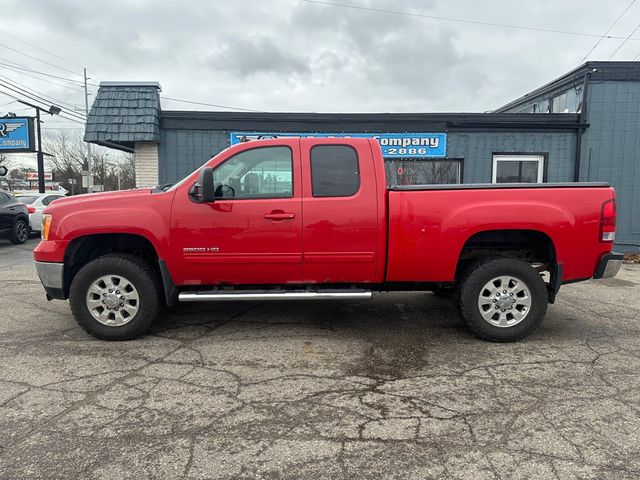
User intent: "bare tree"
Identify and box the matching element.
[42,132,135,193]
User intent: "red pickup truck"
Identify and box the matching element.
[34,138,622,342]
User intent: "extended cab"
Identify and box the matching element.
[33,138,623,341]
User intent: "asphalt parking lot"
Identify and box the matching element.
[1,239,639,479]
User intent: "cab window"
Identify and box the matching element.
[212,146,293,200]
[310,145,360,197]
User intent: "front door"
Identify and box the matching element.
[170,142,303,285]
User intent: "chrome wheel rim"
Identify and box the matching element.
[477,275,532,328]
[16,221,28,242]
[86,275,140,327]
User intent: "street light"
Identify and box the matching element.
[17,99,61,193]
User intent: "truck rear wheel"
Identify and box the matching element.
[458,258,548,342]
[69,254,161,340]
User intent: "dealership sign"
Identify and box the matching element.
[230,132,447,158]
[0,117,34,152]
[26,172,53,181]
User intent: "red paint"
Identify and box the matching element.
[34,138,616,288]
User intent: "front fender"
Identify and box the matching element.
[55,207,171,259]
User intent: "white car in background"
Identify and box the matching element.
[16,192,66,233]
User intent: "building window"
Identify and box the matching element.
[532,99,550,113]
[492,155,544,183]
[213,146,293,199]
[384,158,462,186]
[310,145,360,197]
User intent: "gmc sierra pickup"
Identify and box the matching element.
[33,138,622,342]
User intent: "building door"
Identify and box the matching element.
[170,143,304,285]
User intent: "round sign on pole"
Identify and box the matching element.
[0,165,8,177]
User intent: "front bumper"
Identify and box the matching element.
[35,261,66,300]
[594,252,624,279]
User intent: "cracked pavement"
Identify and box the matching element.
[1,239,640,479]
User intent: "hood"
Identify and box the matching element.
[49,188,153,208]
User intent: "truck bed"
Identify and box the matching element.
[386,183,615,284]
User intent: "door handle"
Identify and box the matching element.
[264,211,295,221]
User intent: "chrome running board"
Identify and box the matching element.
[178,289,372,302]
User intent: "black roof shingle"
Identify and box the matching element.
[84,82,161,151]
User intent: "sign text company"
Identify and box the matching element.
[230,132,447,158]
[0,117,34,152]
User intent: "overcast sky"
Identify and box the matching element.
[1,0,640,134]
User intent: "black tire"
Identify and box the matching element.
[69,254,161,340]
[9,218,29,244]
[458,258,548,342]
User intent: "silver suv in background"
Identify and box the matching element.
[16,192,66,233]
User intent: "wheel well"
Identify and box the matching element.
[63,234,159,298]
[456,229,556,280]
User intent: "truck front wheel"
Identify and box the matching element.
[458,258,548,342]
[69,254,161,340]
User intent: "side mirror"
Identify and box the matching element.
[189,167,216,203]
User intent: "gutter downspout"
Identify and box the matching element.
[574,71,592,182]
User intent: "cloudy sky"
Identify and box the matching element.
[1,0,640,134]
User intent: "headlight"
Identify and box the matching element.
[41,214,52,240]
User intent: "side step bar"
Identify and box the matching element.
[178,289,372,302]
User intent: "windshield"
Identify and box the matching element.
[16,195,38,204]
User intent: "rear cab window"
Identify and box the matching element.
[310,145,360,197]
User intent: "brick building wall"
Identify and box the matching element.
[134,142,159,188]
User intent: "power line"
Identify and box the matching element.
[608,22,640,59]
[161,96,263,112]
[0,73,86,112]
[302,0,640,39]
[0,42,81,76]
[0,29,87,70]
[0,62,86,92]
[0,89,85,124]
[0,32,103,83]
[0,57,87,86]
[0,76,87,118]
[0,81,87,122]
[41,127,84,130]
[579,0,637,63]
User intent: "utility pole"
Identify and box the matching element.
[83,67,92,192]
[35,106,44,193]
[17,100,61,194]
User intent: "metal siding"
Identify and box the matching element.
[447,132,575,183]
[159,130,229,184]
[582,81,640,248]
[159,128,576,187]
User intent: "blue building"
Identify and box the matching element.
[85,62,640,252]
